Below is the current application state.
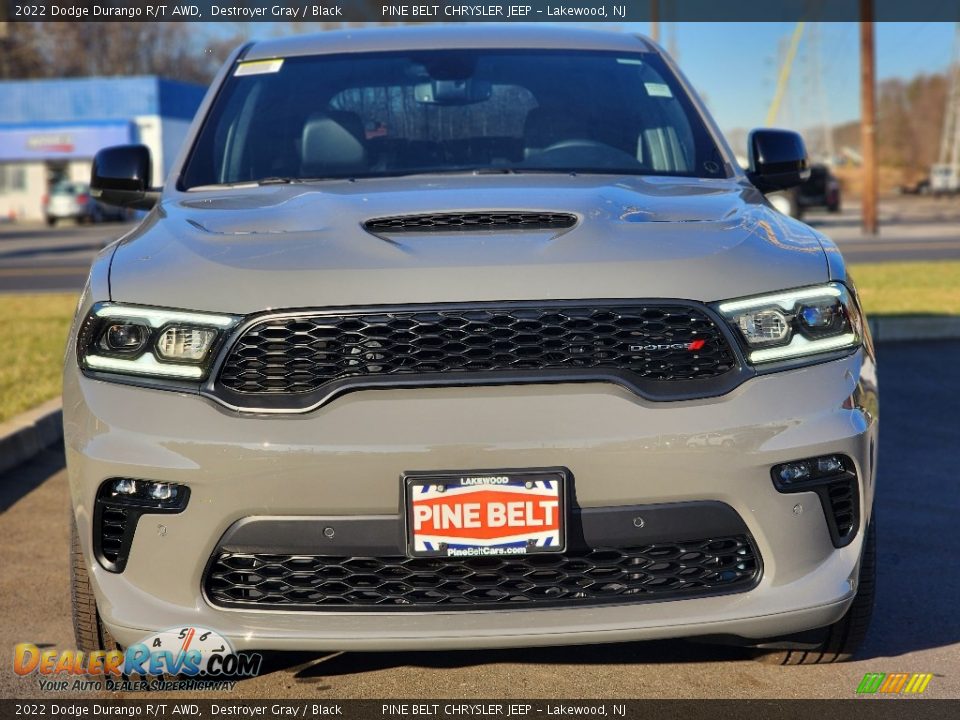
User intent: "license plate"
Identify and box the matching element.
[404,469,566,558]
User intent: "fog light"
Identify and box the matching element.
[777,462,811,484]
[96,480,190,573]
[112,478,138,495]
[147,483,177,502]
[817,456,845,475]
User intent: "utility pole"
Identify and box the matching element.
[860,1,878,235]
[650,0,660,44]
[936,23,960,190]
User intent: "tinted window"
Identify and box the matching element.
[181,50,727,188]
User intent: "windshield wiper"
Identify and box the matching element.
[257,177,304,185]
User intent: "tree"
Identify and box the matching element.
[0,22,246,84]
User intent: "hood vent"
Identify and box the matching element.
[364,212,577,233]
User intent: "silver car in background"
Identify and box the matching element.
[65,26,877,667]
[45,180,126,226]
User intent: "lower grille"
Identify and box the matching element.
[204,535,760,611]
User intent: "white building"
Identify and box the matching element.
[0,76,205,222]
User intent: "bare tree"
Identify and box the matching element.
[0,22,246,83]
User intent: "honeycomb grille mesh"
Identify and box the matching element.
[217,304,737,395]
[204,536,760,611]
[364,212,577,232]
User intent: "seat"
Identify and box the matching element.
[301,111,368,177]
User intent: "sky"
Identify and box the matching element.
[647,22,958,132]
[206,21,958,135]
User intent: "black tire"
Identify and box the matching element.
[754,519,876,665]
[71,516,119,654]
[45,216,56,227]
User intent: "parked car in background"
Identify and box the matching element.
[768,164,841,220]
[797,164,842,214]
[930,163,960,195]
[44,181,126,226]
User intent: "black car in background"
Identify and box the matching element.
[769,164,841,219]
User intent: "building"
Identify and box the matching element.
[0,76,205,222]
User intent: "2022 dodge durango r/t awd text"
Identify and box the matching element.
[66,26,878,665]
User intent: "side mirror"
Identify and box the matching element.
[747,129,810,194]
[90,145,159,210]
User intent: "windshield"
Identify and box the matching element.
[181,49,728,188]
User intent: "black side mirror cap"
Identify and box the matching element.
[746,129,811,194]
[90,145,159,210]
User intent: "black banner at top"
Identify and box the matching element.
[2,0,960,23]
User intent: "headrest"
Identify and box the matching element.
[301,111,367,176]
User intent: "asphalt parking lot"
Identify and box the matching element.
[0,340,957,700]
[1,196,960,293]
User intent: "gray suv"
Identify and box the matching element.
[66,26,877,666]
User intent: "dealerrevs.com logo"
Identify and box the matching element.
[856,672,934,695]
[14,627,262,692]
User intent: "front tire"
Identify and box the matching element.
[71,516,119,654]
[754,519,876,665]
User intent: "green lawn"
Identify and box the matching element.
[0,261,958,423]
[850,260,960,316]
[0,293,77,424]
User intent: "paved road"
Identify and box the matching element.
[2,198,960,293]
[0,221,134,293]
[1,342,957,700]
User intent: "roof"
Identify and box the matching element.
[246,25,656,62]
[0,76,205,125]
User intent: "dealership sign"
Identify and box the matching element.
[0,121,133,161]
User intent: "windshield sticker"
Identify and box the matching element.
[234,59,284,77]
[645,83,673,98]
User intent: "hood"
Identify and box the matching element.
[108,175,829,314]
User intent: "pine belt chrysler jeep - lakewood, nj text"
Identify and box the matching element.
[66,25,877,665]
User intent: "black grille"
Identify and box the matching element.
[98,506,130,566]
[364,212,577,233]
[826,479,858,542]
[217,303,737,396]
[204,536,760,611]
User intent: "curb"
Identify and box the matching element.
[0,398,63,476]
[0,318,958,476]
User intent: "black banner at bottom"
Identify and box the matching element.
[1,700,959,720]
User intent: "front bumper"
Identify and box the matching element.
[64,349,877,651]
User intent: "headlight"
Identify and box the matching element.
[715,283,862,364]
[78,303,239,380]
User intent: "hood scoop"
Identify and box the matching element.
[363,211,578,234]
